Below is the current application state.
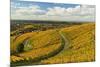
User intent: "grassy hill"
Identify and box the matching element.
[10,23,95,66]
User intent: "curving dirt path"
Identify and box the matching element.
[11,30,67,66]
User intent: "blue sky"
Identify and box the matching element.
[11,0,95,22]
[11,0,79,9]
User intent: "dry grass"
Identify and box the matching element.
[11,23,95,65]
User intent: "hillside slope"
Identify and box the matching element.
[11,23,95,66]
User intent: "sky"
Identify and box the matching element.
[11,0,95,22]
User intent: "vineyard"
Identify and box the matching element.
[10,22,95,66]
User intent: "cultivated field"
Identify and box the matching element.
[10,21,95,66]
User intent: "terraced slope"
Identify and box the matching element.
[11,23,95,66]
[11,29,66,65]
[11,32,38,53]
[41,23,95,64]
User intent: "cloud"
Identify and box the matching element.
[15,6,45,15]
[44,5,95,21]
[45,5,81,16]
[11,5,46,19]
[11,1,95,22]
[46,5,95,16]
[46,7,67,16]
